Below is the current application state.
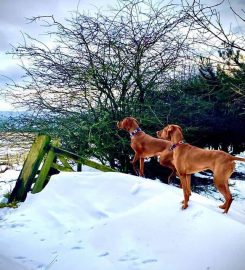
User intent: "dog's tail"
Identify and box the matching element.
[232,156,245,162]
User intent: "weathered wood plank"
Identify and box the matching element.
[58,155,74,171]
[77,163,82,172]
[52,163,74,172]
[80,158,116,172]
[8,134,51,202]
[53,147,115,172]
[31,140,60,194]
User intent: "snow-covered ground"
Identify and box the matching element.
[1,167,245,270]
[0,169,20,198]
[0,133,32,166]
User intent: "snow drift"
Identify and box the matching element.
[0,171,245,270]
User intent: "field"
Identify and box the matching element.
[0,132,34,168]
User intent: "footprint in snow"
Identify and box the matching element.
[14,256,26,260]
[98,252,110,257]
[71,246,83,250]
[10,223,25,228]
[130,182,141,195]
[192,210,203,219]
[118,252,139,262]
[95,210,109,219]
[37,263,45,269]
[142,259,158,264]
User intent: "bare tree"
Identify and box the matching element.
[3,0,195,119]
[182,0,245,52]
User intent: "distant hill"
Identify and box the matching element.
[0,111,25,120]
[0,111,27,129]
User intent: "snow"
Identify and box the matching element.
[0,169,20,198]
[235,151,245,173]
[1,169,245,270]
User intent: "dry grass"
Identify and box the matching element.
[0,132,34,167]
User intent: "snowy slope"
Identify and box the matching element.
[1,171,245,270]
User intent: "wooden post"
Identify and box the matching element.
[77,163,82,172]
[8,134,51,202]
[57,155,74,171]
[51,163,74,172]
[31,139,60,194]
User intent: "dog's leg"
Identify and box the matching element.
[168,167,179,185]
[139,158,145,177]
[181,174,191,204]
[167,170,174,184]
[179,174,189,209]
[222,165,235,214]
[214,178,233,214]
[217,183,232,213]
[131,153,140,176]
[214,165,233,213]
[223,182,233,214]
[158,159,176,184]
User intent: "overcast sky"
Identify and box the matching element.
[0,0,244,111]
[0,0,113,110]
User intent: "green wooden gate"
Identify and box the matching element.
[8,134,115,203]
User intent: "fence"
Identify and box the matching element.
[8,134,115,202]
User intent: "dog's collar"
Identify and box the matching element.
[170,140,185,151]
[130,127,142,137]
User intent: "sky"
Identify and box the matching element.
[0,0,113,111]
[0,0,244,111]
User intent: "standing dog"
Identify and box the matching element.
[157,124,245,213]
[117,117,176,178]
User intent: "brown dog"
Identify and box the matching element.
[117,117,176,178]
[157,124,245,213]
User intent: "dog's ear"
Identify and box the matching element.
[135,118,140,126]
[129,116,139,126]
[167,125,173,133]
[156,130,162,138]
[165,125,174,139]
[177,125,183,133]
[121,118,130,131]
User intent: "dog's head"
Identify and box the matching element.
[117,117,140,132]
[156,124,182,140]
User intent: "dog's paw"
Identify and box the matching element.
[218,203,226,209]
[182,204,188,210]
